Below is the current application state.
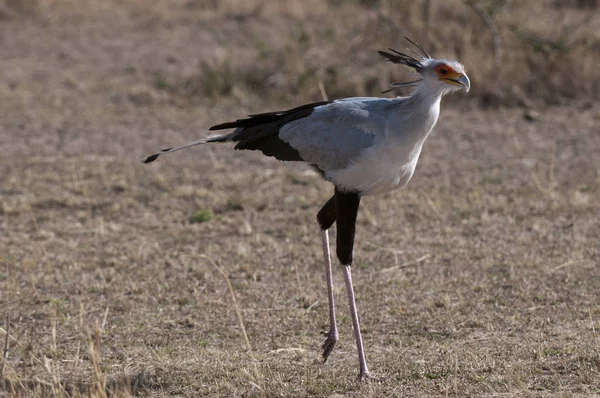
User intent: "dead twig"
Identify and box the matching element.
[1,314,9,394]
[548,260,574,273]
[466,0,502,66]
[382,254,431,273]
[422,0,432,34]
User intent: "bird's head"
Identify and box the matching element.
[378,37,470,95]
[421,59,470,93]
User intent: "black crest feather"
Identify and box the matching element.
[378,36,432,72]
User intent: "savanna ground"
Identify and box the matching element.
[1,0,600,396]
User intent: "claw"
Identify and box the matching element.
[321,329,338,362]
[358,372,384,382]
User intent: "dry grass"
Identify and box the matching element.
[139,0,600,107]
[3,0,597,107]
[1,1,600,397]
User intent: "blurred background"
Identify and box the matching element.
[1,1,599,396]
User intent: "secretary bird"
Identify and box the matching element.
[143,37,470,380]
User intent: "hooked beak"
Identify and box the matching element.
[456,74,470,92]
[442,73,470,92]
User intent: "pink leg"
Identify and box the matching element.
[342,264,370,379]
[321,229,338,362]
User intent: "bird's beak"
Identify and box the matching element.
[457,74,470,92]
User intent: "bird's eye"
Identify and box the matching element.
[439,68,449,75]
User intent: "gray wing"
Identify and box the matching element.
[278,98,392,171]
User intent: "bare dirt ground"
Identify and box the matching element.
[1,1,599,397]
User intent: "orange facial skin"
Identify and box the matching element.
[434,63,466,87]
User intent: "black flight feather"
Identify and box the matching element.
[208,100,332,162]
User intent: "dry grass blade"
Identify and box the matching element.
[201,255,265,396]
[318,80,329,101]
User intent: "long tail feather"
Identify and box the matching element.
[142,139,209,163]
[143,100,328,164]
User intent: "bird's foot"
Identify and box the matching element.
[358,371,384,383]
[321,328,338,362]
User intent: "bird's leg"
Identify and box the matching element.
[334,189,370,380]
[317,195,337,362]
[342,264,369,380]
[320,229,338,362]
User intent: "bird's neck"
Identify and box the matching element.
[403,82,445,132]
[410,80,447,107]
[388,81,443,149]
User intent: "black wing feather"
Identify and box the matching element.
[208,100,332,162]
[210,101,331,131]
